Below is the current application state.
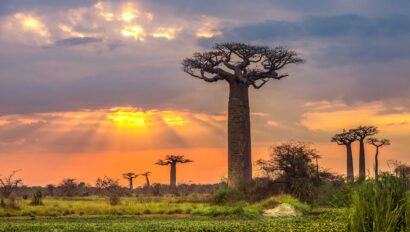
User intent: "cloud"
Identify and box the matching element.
[200,14,410,42]
[0,107,228,154]
[53,37,103,47]
[300,101,410,132]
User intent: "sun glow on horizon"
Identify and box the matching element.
[108,107,148,127]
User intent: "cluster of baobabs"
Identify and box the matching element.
[331,125,390,181]
[122,155,192,191]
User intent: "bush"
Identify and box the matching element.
[317,183,354,208]
[212,187,244,204]
[109,194,120,205]
[30,189,43,205]
[348,174,409,232]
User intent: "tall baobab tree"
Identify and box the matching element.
[367,138,390,180]
[331,130,357,182]
[140,172,151,194]
[156,155,192,188]
[352,125,378,180]
[182,42,303,189]
[122,172,138,191]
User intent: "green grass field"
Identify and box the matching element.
[0,195,347,231]
[0,210,346,232]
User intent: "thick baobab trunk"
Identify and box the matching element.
[359,139,366,179]
[375,147,379,181]
[170,162,176,188]
[227,82,252,189]
[145,176,150,194]
[346,144,354,182]
[129,179,133,191]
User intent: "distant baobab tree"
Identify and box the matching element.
[352,126,378,179]
[367,138,390,180]
[182,42,303,189]
[331,130,357,182]
[140,172,151,194]
[156,155,192,188]
[122,172,138,191]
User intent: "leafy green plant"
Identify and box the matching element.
[30,189,43,206]
[109,195,120,206]
[211,187,244,204]
[347,174,409,232]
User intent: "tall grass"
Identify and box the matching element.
[348,174,409,232]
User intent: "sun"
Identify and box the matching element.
[108,107,147,127]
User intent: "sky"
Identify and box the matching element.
[0,0,409,187]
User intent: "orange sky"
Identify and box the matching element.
[0,105,408,187]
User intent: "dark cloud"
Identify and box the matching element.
[200,14,410,43]
[0,0,96,16]
[52,37,103,47]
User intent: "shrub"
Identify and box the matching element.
[348,174,409,232]
[109,194,120,206]
[7,196,20,210]
[319,183,354,208]
[212,187,244,204]
[30,189,43,205]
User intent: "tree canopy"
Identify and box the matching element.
[182,42,303,89]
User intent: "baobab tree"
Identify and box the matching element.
[331,130,357,182]
[367,138,390,180]
[140,172,151,194]
[352,126,378,179]
[182,42,303,189]
[156,155,192,188]
[122,172,138,191]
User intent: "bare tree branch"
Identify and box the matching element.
[155,155,193,166]
[182,42,303,88]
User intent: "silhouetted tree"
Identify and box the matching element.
[256,142,318,202]
[182,43,303,189]
[122,172,138,191]
[393,163,410,179]
[46,184,55,196]
[156,155,192,188]
[331,130,357,182]
[352,126,378,179]
[367,138,390,180]
[0,170,22,199]
[95,176,123,205]
[58,179,82,197]
[140,172,151,194]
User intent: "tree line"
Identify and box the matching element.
[331,125,390,181]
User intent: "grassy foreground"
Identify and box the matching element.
[0,195,310,218]
[0,209,346,232]
[0,195,347,231]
